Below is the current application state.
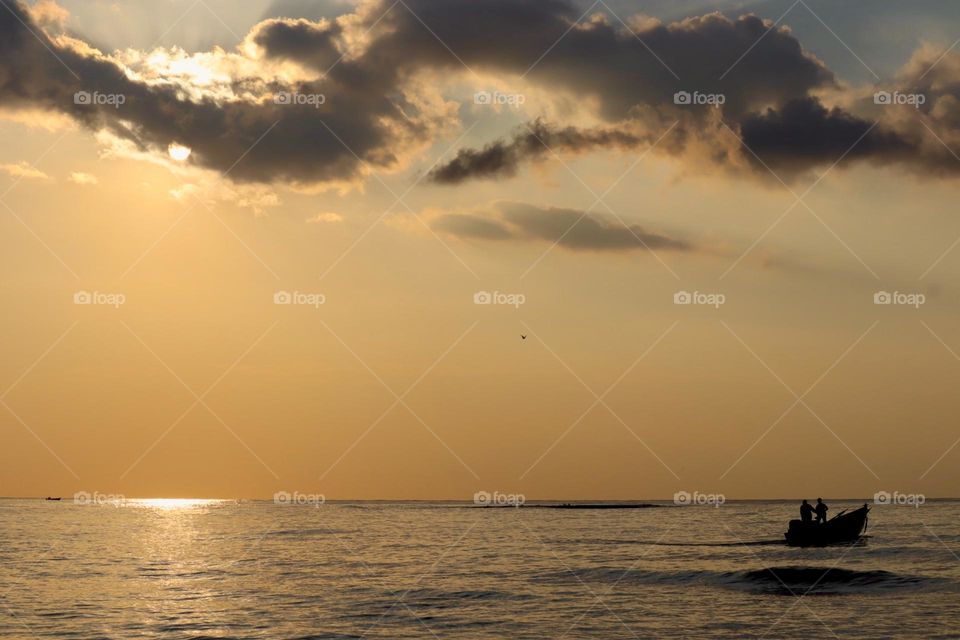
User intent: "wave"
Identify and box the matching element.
[402,588,527,603]
[730,566,932,595]
[534,564,948,595]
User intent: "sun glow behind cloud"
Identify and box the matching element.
[168,143,192,162]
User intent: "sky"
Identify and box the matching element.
[1,0,960,500]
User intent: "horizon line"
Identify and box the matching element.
[5,496,951,502]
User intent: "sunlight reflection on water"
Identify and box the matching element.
[2,500,960,638]
[127,498,232,510]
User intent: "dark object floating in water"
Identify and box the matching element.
[44,497,61,501]
[785,504,869,547]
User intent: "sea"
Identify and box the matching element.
[1,498,959,639]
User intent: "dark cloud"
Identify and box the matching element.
[344,2,835,121]
[739,97,917,173]
[1,0,959,188]
[250,17,345,71]
[431,213,513,240]
[0,0,836,187]
[428,119,651,184]
[433,201,690,252]
[0,0,442,186]
[433,93,960,184]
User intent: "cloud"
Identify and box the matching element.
[432,212,513,240]
[0,0,455,188]
[432,201,690,252]
[68,171,98,185]
[0,161,51,180]
[307,211,343,223]
[169,180,281,215]
[273,1,831,122]
[428,119,653,184]
[1,0,960,190]
[738,97,917,174]
[27,0,68,29]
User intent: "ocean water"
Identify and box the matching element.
[2,499,959,639]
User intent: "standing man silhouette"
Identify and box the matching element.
[800,499,815,523]
[814,498,829,524]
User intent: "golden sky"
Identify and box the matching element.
[2,0,960,499]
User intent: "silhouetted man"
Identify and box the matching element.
[800,499,815,523]
[814,498,828,524]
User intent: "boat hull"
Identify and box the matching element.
[784,505,870,547]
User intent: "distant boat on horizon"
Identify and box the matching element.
[44,497,61,501]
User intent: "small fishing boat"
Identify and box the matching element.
[44,497,61,501]
[785,504,870,547]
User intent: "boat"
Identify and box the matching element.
[784,504,870,547]
[44,497,61,501]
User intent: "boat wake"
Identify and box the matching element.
[646,539,785,547]
[535,565,948,595]
[573,538,785,547]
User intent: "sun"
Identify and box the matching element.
[168,143,192,162]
